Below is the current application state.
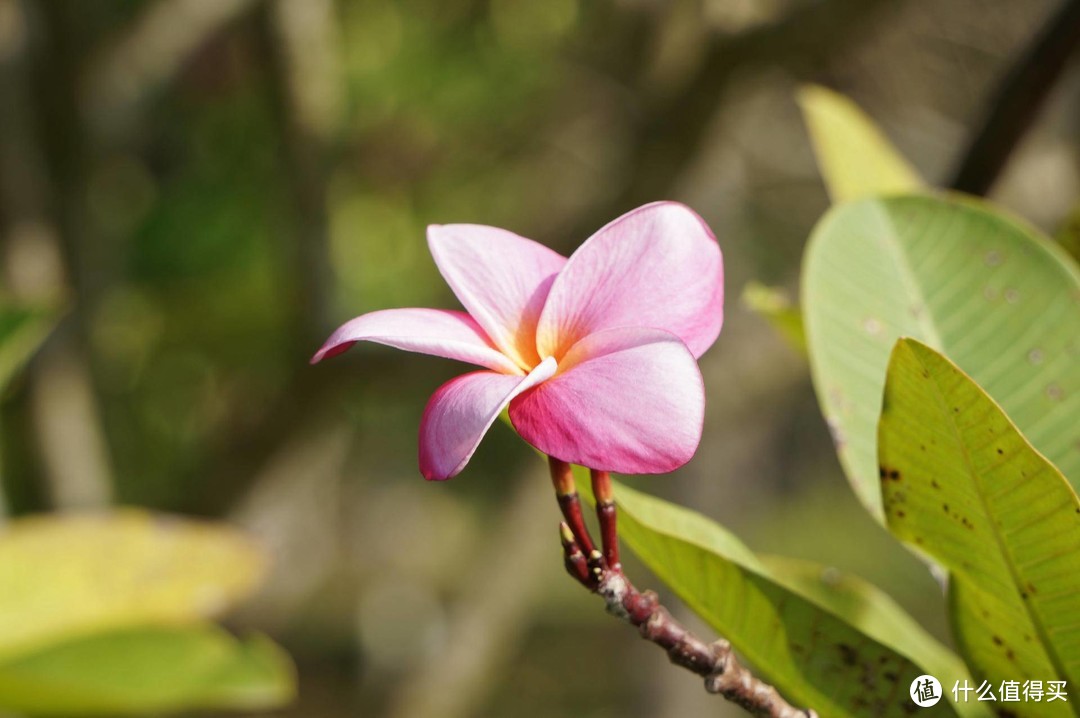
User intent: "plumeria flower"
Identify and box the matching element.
[312,202,724,480]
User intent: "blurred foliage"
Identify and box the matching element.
[0,627,291,716]
[739,281,805,352]
[0,302,59,395]
[0,510,293,714]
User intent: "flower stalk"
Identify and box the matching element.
[548,457,595,556]
[551,456,817,718]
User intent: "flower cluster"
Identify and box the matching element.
[313,202,724,479]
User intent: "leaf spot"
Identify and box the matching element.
[1027,348,1044,365]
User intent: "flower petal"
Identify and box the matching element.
[428,224,567,371]
[535,202,723,360]
[420,357,558,480]
[509,328,704,474]
[311,308,520,375]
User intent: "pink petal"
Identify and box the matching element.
[509,328,704,474]
[420,357,558,480]
[428,224,567,371]
[535,202,723,360]
[311,308,520,375]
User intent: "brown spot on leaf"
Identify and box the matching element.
[992,635,1003,646]
[837,643,857,666]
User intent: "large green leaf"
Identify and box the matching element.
[797,85,923,203]
[0,510,267,660]
[0,625,294,715]
[878,340,1080,717]
[0,302,58,393]
[576,472,983,718]
[802,194,1080,520]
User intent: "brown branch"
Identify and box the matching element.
[949,0,1080,196]
[552,463,816,718]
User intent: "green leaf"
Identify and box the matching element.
[740,281,806,352]
[0,302,59,392]
[577,472,981,718]
[0,510,267,660]
[758,554,971,691]
[797,85,923,203]
[1053,202,1080,264]
[0,625,295,715]
[802,194,1080,520]
[878,339,1080,716]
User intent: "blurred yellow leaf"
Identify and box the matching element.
[0,510,266,660]
[798,85,924,203]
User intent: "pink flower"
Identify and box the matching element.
[312,202,724,480]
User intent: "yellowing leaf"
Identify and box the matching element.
[798,85,923,203]
[0,510,266,660]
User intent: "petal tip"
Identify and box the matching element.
[310,340,356,365]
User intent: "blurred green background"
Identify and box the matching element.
[0,0,1076,716]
